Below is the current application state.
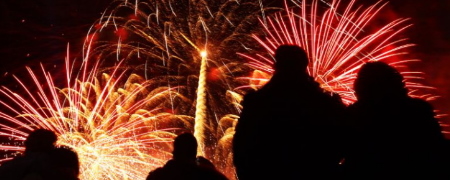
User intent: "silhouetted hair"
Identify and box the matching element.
[24,129,57,154]
[354,61,407,101]
[172,133,197,161]
[274,44,309,73]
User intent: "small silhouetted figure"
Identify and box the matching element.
[0,129,57,180]
[343,61,448,179]
[146,132,228,180]
[233,45,347,179]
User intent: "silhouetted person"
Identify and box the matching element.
[233,44,347,179]
[343,61,448,179]
[0,129,57,180]
[49,146,80,180]
[146,132,228,180]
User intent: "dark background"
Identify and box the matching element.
[0,0,449,133]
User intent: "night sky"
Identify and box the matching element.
[0,0,450,131]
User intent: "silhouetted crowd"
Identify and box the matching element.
[233,45,450,180]
[0,44,449,180]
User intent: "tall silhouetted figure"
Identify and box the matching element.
[146,132,228,180]
[0,129,57,180]
[233,44,347,179]
[343,61,448,179]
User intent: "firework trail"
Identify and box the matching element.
[0,45,196,179]
[238,0,437,105]
[193,51,208,156]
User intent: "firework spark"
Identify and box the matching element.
[238,0,437,105]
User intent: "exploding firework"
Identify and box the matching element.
[238,0,437,105]
[1,0,274,179]
[82,0,277,178]
[0,47,197,179]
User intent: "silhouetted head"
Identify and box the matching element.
[51,146,80,178]
[354,61,407,101]
[172,132,198,162]
[274,45,309,74]
[24,129,57,154]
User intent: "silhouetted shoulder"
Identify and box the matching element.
[198,166,229,180]
[241,89,260,101]
[406,97,444,135]
[236,90,265,121]
[315,89,346,112]
[408,97,434,110]
[0,156,27,179]
[402,97,437,122]
[326,91,344,103]
[146,167,165,180]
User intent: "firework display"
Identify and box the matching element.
[82,0,273,178]
[239,0,435,104]
[0,51,199,179]
[0,0,437,180]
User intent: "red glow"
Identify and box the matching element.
[128,14,138,20]
[115,28,128,40]
[87,33,98,42]
[164,108,175,114]
[208,68,221,81]
[94,23,102,30]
